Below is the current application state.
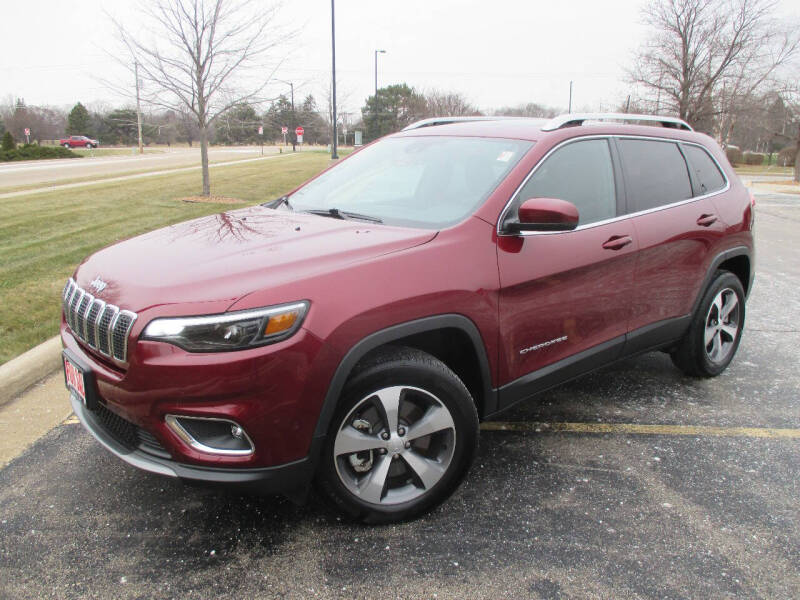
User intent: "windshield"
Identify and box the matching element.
[288,136,532,228]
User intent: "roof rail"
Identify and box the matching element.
[541,113,693,132]
[401,116,529,131]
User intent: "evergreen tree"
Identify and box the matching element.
[1,131,15,151]
[66,102,91,136]
[361,84,426,141]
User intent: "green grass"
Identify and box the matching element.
[0,151,340,365]
[733,165,794,176]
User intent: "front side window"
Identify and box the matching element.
[289,136,532,229]
[618,139,692,211]
[683,144,726,196]
[511,139,617,226]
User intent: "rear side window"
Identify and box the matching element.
[618,139,692,211]
[683,145,726,195]
[515,139,616,226]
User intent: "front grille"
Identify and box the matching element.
[92,403,170,459]
[62,278,137,363]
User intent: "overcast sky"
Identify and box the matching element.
[1,0,797,120]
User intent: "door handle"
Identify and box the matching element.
[602,235,633,250]
[697,214,717,227]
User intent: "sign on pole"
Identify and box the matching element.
[258,126,264,135]
[24,128,30,143]
[295,126,304,145]
[281,126,288,134]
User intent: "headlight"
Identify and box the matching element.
[141,301,309,352]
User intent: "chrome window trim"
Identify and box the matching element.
[496,134,730,237]
[164,414,255,457]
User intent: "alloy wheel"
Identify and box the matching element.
[704,287,740,364]
[333,385,456,505]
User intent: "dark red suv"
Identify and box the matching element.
[62,114,754,522]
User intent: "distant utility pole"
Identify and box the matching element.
[568,81,573,114]
[331,0,338,160]
[135,61,144,154]
[625,95,631,112]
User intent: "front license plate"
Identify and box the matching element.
[63,351,97,410]
[64,356,86,402]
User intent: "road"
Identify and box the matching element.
[0,191,798,599]
[0,146,282,190]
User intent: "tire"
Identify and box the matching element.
[671,270,746,377]
[63,143,70,149]
[85,143,93,149]
[318,347,479,523]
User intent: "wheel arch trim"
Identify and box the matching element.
[312,314,496,442]
[692,245,752,316]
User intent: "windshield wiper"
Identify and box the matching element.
[303,208,383,224]
[261,195,292,210]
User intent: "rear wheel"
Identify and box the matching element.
[318,347,479,523]
[85,143,93,149]
[63,143,70,149]
[671,270,745,377]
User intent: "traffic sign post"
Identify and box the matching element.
[281,126,288,147]
[295,126,304,146]
[258,126,264,155]
[24,128,30,144]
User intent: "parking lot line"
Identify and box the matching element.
[60,414,800,439]
[481,421,800,438]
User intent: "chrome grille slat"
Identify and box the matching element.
[62,278,137,363]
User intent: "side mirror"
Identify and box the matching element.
[506,197,579,233]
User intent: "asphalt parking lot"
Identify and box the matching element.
[1,192,798,599]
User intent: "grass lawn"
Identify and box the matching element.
[0,151,339,366]
[733,165,794,176]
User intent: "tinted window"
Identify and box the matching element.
[683,145,726,195]
[618,139,692,211]
[514,139,616,226]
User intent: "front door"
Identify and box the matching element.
[496,137,638,408]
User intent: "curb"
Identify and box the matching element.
[0,337,62,407]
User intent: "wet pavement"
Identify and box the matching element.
[0,194,797,599]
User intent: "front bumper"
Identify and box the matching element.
[71,392,315,491]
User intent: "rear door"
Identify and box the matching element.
[618,138,727,351]
[496,137,638,407]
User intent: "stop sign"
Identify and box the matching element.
[295,126,304,136]
[281,126,288,134]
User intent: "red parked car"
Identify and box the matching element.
[61,114,754,522]
[60,135,99,149]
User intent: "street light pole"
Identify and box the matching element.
[331,0,338,160]
[275,79,295,152]
[374,49,386,137]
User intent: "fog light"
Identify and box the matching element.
[165,415,254,456]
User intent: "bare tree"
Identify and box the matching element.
[492,102,558,118]
[629,0,799,133]
[114,0,291,195]
[424,91,481,117]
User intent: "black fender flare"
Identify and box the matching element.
[691,245,752,316]
[311,314,496,444]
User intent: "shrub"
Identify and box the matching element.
[1,131,14,151]
[725,146,743,165]
[0,144,82,162]
[777,146,796,168]
[743,152,765,166]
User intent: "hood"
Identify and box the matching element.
[75,206,437,312]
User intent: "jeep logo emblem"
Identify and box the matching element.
[89,276,108,294]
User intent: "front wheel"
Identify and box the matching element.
[63,143,70,149]
[671,270,745,377]
[85,143,93,149]
[318,347,479,523]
